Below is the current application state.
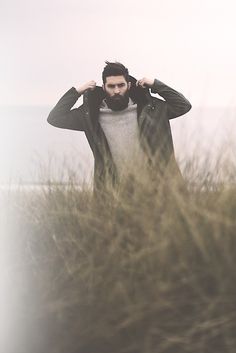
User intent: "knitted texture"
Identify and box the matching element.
[99,98,149,179]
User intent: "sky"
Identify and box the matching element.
[1,2,236,347]
[1,0,236,107]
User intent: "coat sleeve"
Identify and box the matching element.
[47,87,86,131]
[150,79,192,119]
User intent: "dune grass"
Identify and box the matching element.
[2,153,236,353]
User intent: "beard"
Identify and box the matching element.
[105,90,130,111]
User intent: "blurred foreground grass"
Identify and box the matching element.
[2,154,236,353]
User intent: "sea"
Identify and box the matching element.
[0,105,235,188]
[1,104,235,353]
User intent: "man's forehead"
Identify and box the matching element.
[105,76,127,84]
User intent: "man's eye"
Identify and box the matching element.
[107,84,125,88]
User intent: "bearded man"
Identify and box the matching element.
[47,61,192,196]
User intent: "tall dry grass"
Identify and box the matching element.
[2,150,236,353]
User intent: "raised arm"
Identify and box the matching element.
[136,77,192,119]
[150,78,192,119]
[47,80,96,131]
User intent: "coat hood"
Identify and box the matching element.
[83,75,153,108]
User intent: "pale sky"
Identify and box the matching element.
[1,0,236,107]
[1,3,236,341]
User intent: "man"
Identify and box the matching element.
[47,61,192,196]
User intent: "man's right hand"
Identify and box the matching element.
[76,80,96,95]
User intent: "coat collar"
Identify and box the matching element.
[82,75,153,155]
[81,76,154,181]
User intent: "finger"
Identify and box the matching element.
[90,82,96,90]
[137,79,143,87]
[140,78,146,87]
[141,78,147,85]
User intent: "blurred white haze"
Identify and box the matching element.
[1,2,236,353]
[0,0,236,185]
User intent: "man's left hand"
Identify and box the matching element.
[136,77,155,88]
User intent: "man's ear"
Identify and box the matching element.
[128,82,131,89]
[102,84,105,91]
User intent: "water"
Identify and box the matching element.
[0,105,235,186]
[0,105,94,185]
[1,104,236,353]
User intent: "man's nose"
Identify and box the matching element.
[114,86,120,94]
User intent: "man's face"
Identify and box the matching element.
[103,75,131,111]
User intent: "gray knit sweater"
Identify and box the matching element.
[99,97,148,179]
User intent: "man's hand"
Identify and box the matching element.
[76,80,96,95]
[136,77,155,89]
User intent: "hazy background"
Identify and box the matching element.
[0,0,236,185]
[1,2,236,351]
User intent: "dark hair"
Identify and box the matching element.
[102,61,129,84]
